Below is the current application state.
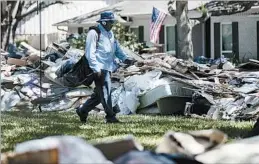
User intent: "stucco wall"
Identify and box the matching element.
[210,16,259,61]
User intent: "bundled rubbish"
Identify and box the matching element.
[2,129,259,164]
[1,39,259,122]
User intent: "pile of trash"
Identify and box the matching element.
[2,129,259,164]
[1,40,259,121]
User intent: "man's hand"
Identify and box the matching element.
[124,58,136,65]
[94,71,104,85]
[94,72,102,79]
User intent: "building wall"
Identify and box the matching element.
[68,27,79,34]
[192,23,205,57]
[66,14,204,56]
[15,0,121,50]
[130,15,176,46]
[16,1,114,35]
[15,33,67,50]
[67,15,177,44]
[210,15,259,61]
[125,15,203,56]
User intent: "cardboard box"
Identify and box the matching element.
[7,58,27,66]
[94,138,144,161]
[1,148,58,164]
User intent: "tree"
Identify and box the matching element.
[1,0,67,50]
[205,1,258,16]
[168,0,209,61]
[168,0,257,61]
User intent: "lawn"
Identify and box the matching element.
[1,111,254,152]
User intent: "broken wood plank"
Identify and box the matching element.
[124,72,142,77]
[249,59,259,64]
[190,71,200,80]
[182,86,240,96]
[141,53,166,59]
[168,76,201,89]
[151,67,194,80]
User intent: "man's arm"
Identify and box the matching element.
[114,40,136,65]
[85,30,101,73]
[114,40,128,62]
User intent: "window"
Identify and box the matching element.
[130,27,139,40]
[221,23,232,55]
[165,26,176,52]
[78,27,83,34]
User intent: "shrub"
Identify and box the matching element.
[15,39,29,47]
[69,23,143,52]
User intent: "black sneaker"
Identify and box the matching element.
[76,108,87,123]
[113,104,121,114]
[105,116,121,124]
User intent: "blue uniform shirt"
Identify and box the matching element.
[85,24,128,73]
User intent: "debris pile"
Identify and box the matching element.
[2,129,259,164]
[1,40,259,121]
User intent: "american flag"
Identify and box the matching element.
[150,7,167,44]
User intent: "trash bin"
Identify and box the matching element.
[156,96,192,115]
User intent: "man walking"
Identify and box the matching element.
[76,11,134,123]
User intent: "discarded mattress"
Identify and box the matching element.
[138,81,194,109]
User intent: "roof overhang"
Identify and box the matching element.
[53,21,132,27]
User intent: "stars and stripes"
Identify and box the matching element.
[150,7,167,44]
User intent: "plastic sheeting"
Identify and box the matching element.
[64,48,84,63]
[116,88,141,115]
[112,70,169,115]
[1,91,21,111]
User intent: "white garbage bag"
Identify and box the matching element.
[124,70,162,91]
[117,90,131,115]
[125,88,141,114]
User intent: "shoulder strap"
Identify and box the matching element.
[88,26,101,43]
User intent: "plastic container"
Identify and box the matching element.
[156,96,192,115]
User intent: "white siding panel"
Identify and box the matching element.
[16,1,111,35]
[130,15,176,46]
[211,16,258,61]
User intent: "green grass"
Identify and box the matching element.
[1,111,254,152]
